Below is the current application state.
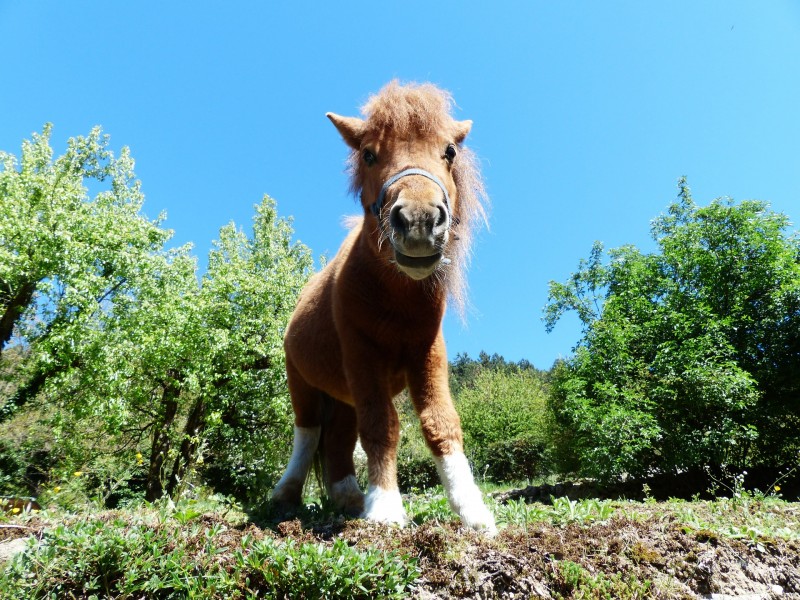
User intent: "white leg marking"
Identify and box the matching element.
[272,426,320,497]
[362,485,407,525]
[330,474,365,514]
[435,452,497,535]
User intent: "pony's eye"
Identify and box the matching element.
[444,144,457,163]
[362,149,377,166]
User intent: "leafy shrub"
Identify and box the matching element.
[456,369,553,483]
[239,537,417,599]
[0,515,419,599]
[0,438,28,496]
[200,386,295,507]
[396,367,553,488]
[478,435,548,482]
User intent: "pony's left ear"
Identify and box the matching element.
[327,113,365,150]
[453,120,472,144]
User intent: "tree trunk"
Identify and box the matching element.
[0,365,61,423]
[145,377,181,502]
[166,397,206,499]
[0,281,37,357]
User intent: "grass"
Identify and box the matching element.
[495,496,616,528]
[0,498,419,599]
[2,486,799,599]
[670,493,800,545]
[551,560,654,600]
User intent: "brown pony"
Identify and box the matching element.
[271,81,496,533]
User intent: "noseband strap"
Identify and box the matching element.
[370,168,451,219]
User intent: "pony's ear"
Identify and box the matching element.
[327,113,365,150]
[453,119,472,144]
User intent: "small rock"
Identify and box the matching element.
[0,538,29,563]
[706,594,771,600]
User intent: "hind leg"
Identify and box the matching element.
[271,360,322,508]
[324,400,364,516]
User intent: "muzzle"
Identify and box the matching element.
[370,168,452,221]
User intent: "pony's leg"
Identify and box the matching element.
[353,390,406,525]
[407,340,497,535]
[271,361,322,507]
[324,399,364,516]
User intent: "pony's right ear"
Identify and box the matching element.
[327,113,365,150]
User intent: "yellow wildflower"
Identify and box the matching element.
[73,471,84,477]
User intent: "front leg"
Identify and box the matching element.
[407,334,497,535]
[351,386,406,525]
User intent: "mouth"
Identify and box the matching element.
[393,250,442,271]
[393,250,444,279]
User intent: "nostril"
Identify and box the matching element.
[389,204,408,231]
[435,205,449,229]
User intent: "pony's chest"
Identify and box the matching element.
[344,296,439,345]
[330,238,445,355]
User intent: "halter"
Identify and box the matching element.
[369,168,452,219]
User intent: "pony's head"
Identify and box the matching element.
[327,81,488,314]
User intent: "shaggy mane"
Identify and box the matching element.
[345,81,489,318]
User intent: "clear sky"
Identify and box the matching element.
[2,1,799,370]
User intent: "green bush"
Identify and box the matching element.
[395,367,554,488]
[0,399,152,509]
[0,438,28,496]
[456,369,553,483]
[200,386,295,507]
[477,436,547,482]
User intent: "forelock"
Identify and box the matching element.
[360,81,455,138]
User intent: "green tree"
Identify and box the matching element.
[0,124,170,420]
[449,351,544,397]
[58,196,312,502]
[1,126,312,505]
[193,198,313,504]
[545,179,800,482]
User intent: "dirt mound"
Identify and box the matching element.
[3,503,799,598]
[328,519,799,598]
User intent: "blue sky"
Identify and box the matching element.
[2,1,799,369]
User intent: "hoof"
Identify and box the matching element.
[458,503,498,536]
[270,480,303,513]
[266,499,300,521]
[330,475,365,517]
[362,485,407,526]
[434,451,498,535]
